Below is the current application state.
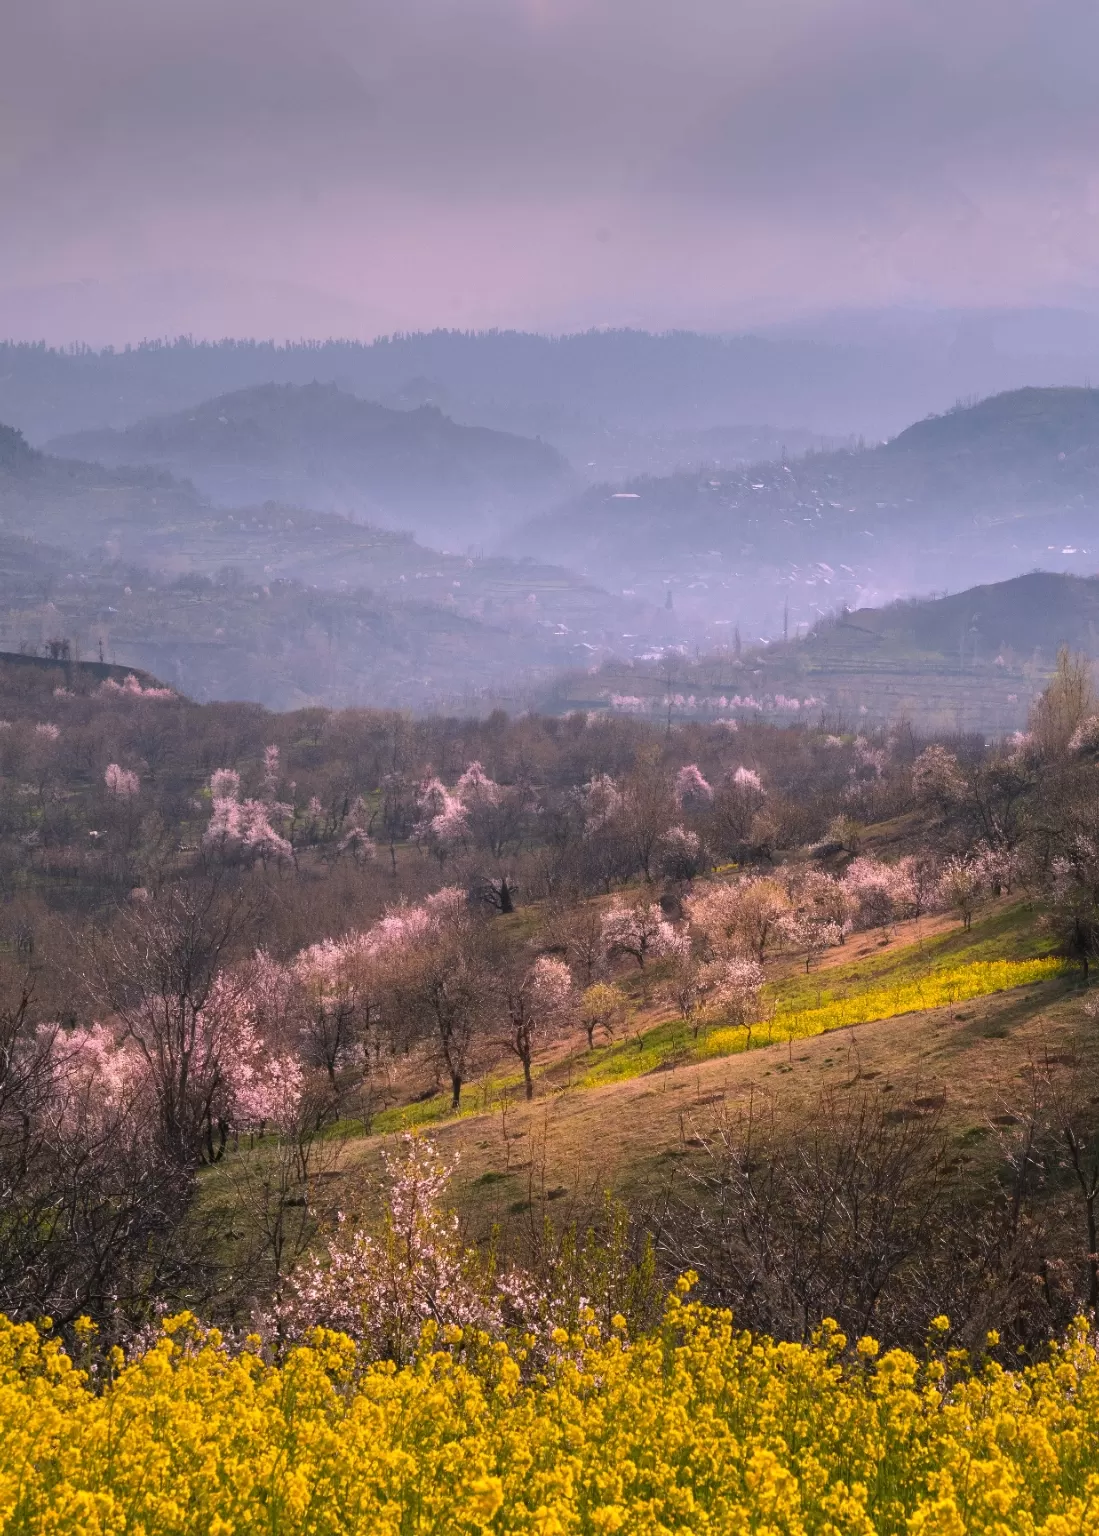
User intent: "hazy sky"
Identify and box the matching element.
[4,0,1099,342]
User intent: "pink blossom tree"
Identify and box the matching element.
[938,855,985,931]
[674,764,713,811]
[601,899,689,970]
[843,856,903,931]
[104,763,140,798]
[732,765,764,793]
[657,825,705,881]
[87,886,254,1166]
[203,768,293,868]
[687,878,791,963]
[912,744,967,808]
[494,955,576,1100]
[262,743,281,799]
[786,869,852,971]
[413,777,470,864]
[700,957,764,1027]
[576,774,622,835]
[373,890,486,1109]
[668,948,765,1038]
[99,674,174,700]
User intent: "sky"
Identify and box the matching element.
[3,0,1099,343]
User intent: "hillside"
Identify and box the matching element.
[365,909,1085,1238]
[0,424,675,707]
[512,386,1099,636]
[543,569,1099,733]
[49,382,571,543]
[0,532,578,710]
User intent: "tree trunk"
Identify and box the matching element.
[450,1072,462,1110]
[522,1056,534,1101]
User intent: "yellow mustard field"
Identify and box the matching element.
[700,957,1067,1061]
[4,1286,1099,1535]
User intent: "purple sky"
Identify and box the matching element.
[4,0,1099,343]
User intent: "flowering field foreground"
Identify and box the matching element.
[4,1291,1099,1535]
[700,957,1067,1061]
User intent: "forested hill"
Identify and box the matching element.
[815,571,1099,663]
[511,387,1099,631]
[48,382,570,541]
[0,424,38,470]
[883,385,1099,467]
[0,424,663,710]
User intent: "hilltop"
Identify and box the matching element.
[49,381,571,544]
[884,384,1099,467]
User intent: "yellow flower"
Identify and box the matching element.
[1,1293,1099,1533]
[465,1474,503,1525]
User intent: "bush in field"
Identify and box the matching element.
[278,1136,500,1360]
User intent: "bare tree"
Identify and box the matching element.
[659,1087,953,1342]
[85,881,256,1167]
[382,916,490,1110]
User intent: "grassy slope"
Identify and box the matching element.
[329,900,1091,1239]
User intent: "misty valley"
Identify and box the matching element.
[2,336,1099,728]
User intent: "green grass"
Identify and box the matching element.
[579,1016,696,1087]
[368,1064,530,1136]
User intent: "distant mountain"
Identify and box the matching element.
[542,569,1099,735]
[6,313,1099,452]
[511,387,1099,636]
[48,382,570,544]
